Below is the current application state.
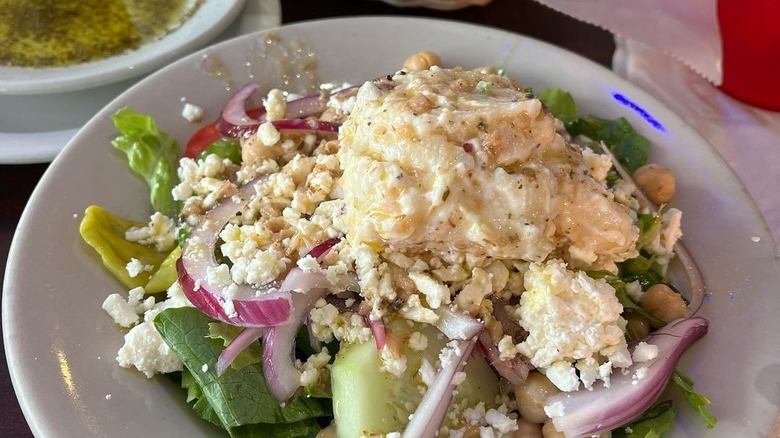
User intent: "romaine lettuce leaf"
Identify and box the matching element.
[198,138,242,164]
[672,370,717,429]
[154,307,331,437]
[111,107,180,217]
[539,88,650,174]
[79,205,176,292]
[538,88,577,123]
[613,401,675,438]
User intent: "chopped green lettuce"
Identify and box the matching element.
[539,88,650,174]
[207,322,264,371]
[613,401,675,438]
[672,370,717,429]
[79,205,176,293]
[538,88,577,123]
[112,107,180,217]
[198,138,242,164]
[154,308,331,438]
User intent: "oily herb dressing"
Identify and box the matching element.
[0,0,202,67]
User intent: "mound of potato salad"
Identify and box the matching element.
[85,51,714,438]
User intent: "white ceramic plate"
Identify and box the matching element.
[0,0,283,165]
[4,17,778,438]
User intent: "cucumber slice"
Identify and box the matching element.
[332,319,500,437]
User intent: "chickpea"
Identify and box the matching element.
[316,424,337,438]
[640,284,688,323]
[542,420,566,438]
[511,418,544,438]
[633,163,676,205]
[514,371,560,424]
[403,50,441,71]
[625,311,652,341]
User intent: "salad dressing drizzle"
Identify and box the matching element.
[0,0,203,67]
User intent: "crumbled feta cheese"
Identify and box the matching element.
[408,271,450,309]
[484,409,517,434]
[400,294,439,325]
[264,89,287,121]
[408,331,428,351]
[125,212,177,252]
[125,258,153,278]
[181,102,204,123]
[257,121,281,146]
[545,361,580,392]
[633,366,649,383]
[117,321,182,378]
[544,401,566,418]
[463,402,487,424]
[516,260,631,391]
[109,282,192,377]
[300,348,331,387]
[632,342,659,363]
[103,294,141,328]
[419,358,436,387]
[479,427,495,438]
[201,363,209,373]
[497,335,517,361]
[297,255,321,273]
[455,268,492,314]
[379,345,407,377]
[581,147,613,183]
[625,280,643,304]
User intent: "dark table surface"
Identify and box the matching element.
[0,0,613,436]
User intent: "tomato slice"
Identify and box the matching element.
[183,106,267,158]
[184,122,222,158]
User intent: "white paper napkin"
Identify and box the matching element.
[533,0,722,84]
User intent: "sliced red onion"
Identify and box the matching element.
[433,305,485,340]
[217,84,354,138]
[366,316,387,350]
[177,259,291,327]
[546,317,709,437]
[178,176,297,327]
[674,241,705,316]
[216,327,266,376]
[477,331,529,386]
[263,273,329,401]
[219,83,264,137]
[307,237,341,260]
[402,336,479,438]
[599,145,706,315]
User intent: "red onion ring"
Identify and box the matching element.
[366,316,387,350]
[217,84,357,138]
[546,317,709,437]
[216,327,266,376]
[178,176,296,327]
[262,269,330,401]
[401,336,480,438]
[261,243,338,401]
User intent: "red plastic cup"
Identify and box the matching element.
[718,0,780,111]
